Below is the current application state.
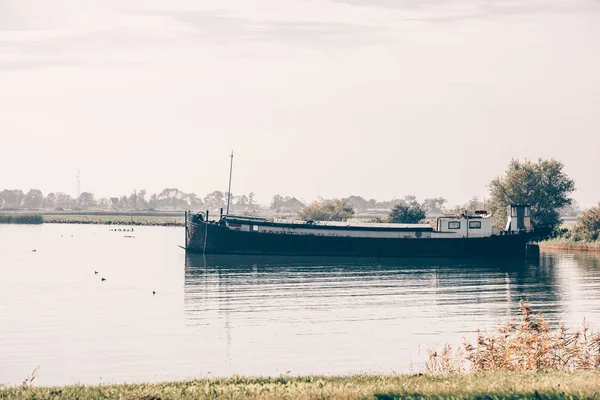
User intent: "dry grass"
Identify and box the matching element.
[539,237,600,251]
[427,301,600,374]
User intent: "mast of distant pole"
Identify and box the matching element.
[226,151,234,216]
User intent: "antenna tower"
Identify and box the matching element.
[76,169,81,198]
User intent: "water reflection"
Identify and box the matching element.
[183,253,574,375]
[184,254,562,321]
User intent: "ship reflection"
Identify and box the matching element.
[183,253,561,318]
[182,253,565,369]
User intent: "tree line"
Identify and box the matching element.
[0,188,260,212]
[0,159,589,236]
[0,187,455,215]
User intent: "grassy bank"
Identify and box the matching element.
[0,214,43,224]
[2,372,600,399]
[539,237,600,252]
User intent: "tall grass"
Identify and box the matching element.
[427,300,600,374]
[0,214,43,224]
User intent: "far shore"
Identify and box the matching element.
[539,244,600,253]
[0,209,390,227]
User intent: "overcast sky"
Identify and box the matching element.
[1,0,599,207]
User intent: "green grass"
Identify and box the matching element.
[2,372,600,399]
[0,214,43,224]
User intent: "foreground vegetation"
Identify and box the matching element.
[2,372,599,400]
[426,301,600,374]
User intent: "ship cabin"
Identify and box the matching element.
[504,204,532,234]
[435,211,495,238]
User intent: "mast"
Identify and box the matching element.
[226,151,234,215]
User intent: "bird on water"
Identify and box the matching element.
[153,291,156,295]
[101,278,106,281]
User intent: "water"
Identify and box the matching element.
[1,224,599,386]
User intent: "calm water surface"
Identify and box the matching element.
[1,224,600,386]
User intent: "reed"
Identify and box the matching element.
[427,300,600,374]
[0,214,44,224]
[539,237,600,251]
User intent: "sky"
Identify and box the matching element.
[1,0,599,207]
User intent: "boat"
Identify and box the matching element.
[184,205,536,259]
[184,153,536,259]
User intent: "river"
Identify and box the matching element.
[1,224,599,386]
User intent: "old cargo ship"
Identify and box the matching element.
[184,205,534,259]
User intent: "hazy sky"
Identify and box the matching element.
[1,0,599,207]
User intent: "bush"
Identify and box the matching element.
[297,199,354,221]
[573,203,600,241]
[388,202,426,224]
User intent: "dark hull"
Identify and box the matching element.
[185,219,532,259]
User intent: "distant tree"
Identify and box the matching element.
[573,203,600,241]
[343,195,369,212]
[248,192,256,208]
[98,198,112,208]
[157,188,185,209]
[445,197,484,215]
[77,192,95,209]
[119,195,129,209]
[560,200,581,218]
[401,195,417,205]
[148,194,158,209]
[0,189,25,208]
[422,197,447,215]
[45,192,57,209]
[270,195,284,210]
[388,202,426,223]
[487,159,575,232]
[203,191,226,211]
[55,192,73,209]
[185,193,203,210]
[129,191,138,209]
[23,189,44,209]
[137,189,148,209]
[271,195,305,211]
[297,199,354,221]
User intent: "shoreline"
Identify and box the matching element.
[2,372,600,399]
[538,244,600,253]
